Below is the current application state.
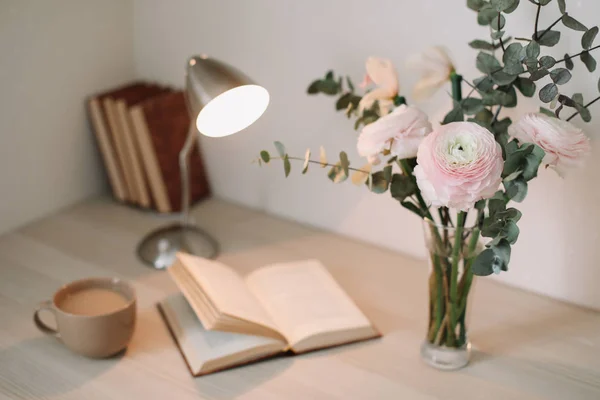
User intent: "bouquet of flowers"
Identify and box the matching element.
[257,0,593,369]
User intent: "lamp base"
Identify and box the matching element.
[136,223,219,269]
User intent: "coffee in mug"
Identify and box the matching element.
[34,277,137,358]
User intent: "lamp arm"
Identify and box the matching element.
[178,123,197,226]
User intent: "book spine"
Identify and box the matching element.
[87,98,127,202]
[129,106,172,213]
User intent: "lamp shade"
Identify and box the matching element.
[185,55,269,137]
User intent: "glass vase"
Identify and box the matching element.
[420,217,481,370]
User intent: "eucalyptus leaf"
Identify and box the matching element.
[368,170,389,193]
[539,107,556,117]
[307,80,320,94]
[390,174,417,202]
[302,149,310,174]
[562,14,587,31]
[319,79,339,95]
[550,68,572,84]
[572,93,584,105]
[526,41,540,58]
[335,93,352,111]
[473,76,495,92]
[535,30,561,47]
[539,55,556,69]
[328,162,347,183]
[503,43,523,65]
[504,62,525,75]
[491,70,518,85]
[474,108,495,125]
[491,14,506,31]
[564,53,574,70]
[582,27,599,50]
[515,77,536,97]
[477,5,498,26]
[491,30,505,40]
[504,178,528,202]
[469,39,495,51]
[558,0,566,14]
[468,0,486,11]
[283,155,291,177]
[346,76,354,92]
[325,71,334,80]
[504,0,520,13]
[462,98,485,114]
[575,102,592,122]
[274,141,286,158]
[319,146,327,167]
[539,83,558,102]
[339,151,349,177]
[477,52,501,74]
[400,201,424,218]
[482,90,510,106]
[260,150,270,163]
[538,0,552,5]
[491,0,518,12]
[472,249,497,276]
[581,51,597,72]
[443,106,465,124]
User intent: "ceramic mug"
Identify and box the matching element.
[33,277,137,358]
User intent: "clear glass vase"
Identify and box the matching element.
[420,217,481,370]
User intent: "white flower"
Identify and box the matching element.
[508,113,591,176]
[408,46,455,102]
[357,104,433,164]
[414,122,503,211]
[358,57,399,116]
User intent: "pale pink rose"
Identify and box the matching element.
[508,113,591,176]
[357,104,433,164]
[358,57,399,116]
[414,122,503,211]
[407,46,455,102]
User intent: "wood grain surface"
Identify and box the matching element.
[0,197,599,399]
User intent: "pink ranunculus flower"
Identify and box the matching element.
[414,122,503,211]
[508,113,591,176]
[358,57,399,116]
[357,104,433,164]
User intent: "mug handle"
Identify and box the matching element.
[34,300,59,337]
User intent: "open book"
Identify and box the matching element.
[159,253,379,376]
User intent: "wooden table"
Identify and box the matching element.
[1,197,599,399]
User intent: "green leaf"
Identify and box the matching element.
[472,249,497,276]
[581,51,597,72]
[400,201,424,218]
[572,93,584,105]
[574,102,592,122]
[482,90,510,106]
[491,0,518,11]
[468,0,486,11]
[307,80,320,94]
[550,68,572,84]
[477,5,498,25]
[504,62,525,75]
[339,151,349,177]
[504,178,528,202]
[328,162,347,183]
[538,0,552,5]
[469,39,495,51]
[491,30,505,40]
[514,77,536,97]
[558,0,566,14]
[500,220,520,244]
[390,174,417,202]
[319,79,339,95]
[491,14,506,31]
[539,107,556,117]
[501,85,518,107]
[564,53,574,70]
[535,30,561,47]
[473,76,495,92]
[539,55,556,69]
[526,41,540,58]
[504,0,520,13]
[491,70,518,85]
[462,98,485,114]
[260,150,270,163]
[325,70,334,80]
[529,68,549,81]
[346,76,354,92]
[539,83,558,103]
[582,27,599,50]
[335,92,352,111]
[496,208,523,222]
[476,52,501,74]
[521,145,545,180]
[473,108,494,125]
[302,149,310,174]
[443,106,465,124]
[562,14,587,31]
[274,141,286,158]
[488,190,508,216]
[503,43,524,65]
[368,170,389,193]
[283,154,291,177]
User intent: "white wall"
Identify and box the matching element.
[0,0,134,234]
[133,0,600,309]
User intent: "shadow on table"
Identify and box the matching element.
[192,356,293,399]
[0,337,120,397]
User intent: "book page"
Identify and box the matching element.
[159,294,284,375]
[175,253,281,337]
[245,260,375,350]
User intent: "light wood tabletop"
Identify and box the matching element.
[1,197,599,399]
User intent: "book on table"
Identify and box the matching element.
[158,253,380,376]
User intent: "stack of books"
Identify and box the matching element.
[87,82,210,212]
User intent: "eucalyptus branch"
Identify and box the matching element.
[556,44,600,63]
[534,3,542,40]
[537,15,563,42]
[497,14,506,52]
[277,156,370,173]
[566,96,600,121]
[515,37,532,42]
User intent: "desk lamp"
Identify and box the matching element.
[137,55,270,269]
